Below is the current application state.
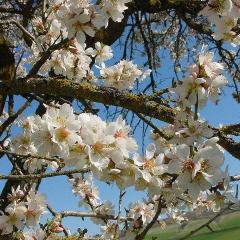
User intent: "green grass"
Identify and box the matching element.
[145,212,240,240]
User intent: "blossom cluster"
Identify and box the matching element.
[19,0,151,90]
[34,0,131,45]
[100,60,151,90]
[172,46,228,109]
[11,103,138,174]
[0,186,47,235]
[1,0,238,236]
[199,0,240,44]
[9,107,231,239]
[11,101,227,204]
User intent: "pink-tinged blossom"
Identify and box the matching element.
[166,139,224,200]
[199,0,233,21]
[168,117,213,145]
[101,221,119,239]
[199,0,239,42]
[134,143,167,183]
[22,228,46,240]
[167,207,188,225]
[172,46,227,107]
[67,13,95,43]
[69,175,100,207]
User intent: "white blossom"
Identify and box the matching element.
[0,203,27,235]
[94,42,113,63]
[100,60,150,90]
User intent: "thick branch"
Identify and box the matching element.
[1,77,240,160]
[0,77,176,123]
[0,7,21,14]
[230,174,240,182]
[0,20,35,42]
[214,130,240,161]
[24,0,207,77]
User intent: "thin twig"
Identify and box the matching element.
[0,20,35,42]
[0,149,63,163]
[61,210,132,222]
[114,190,125,238]
[134,112,170,139]
[0,98,33,136]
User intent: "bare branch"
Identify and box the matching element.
[0,148,64,163]
[47,204,69,237]
[60,210,132,222]
[0,98,33,137]
[0,168,89,180]
[0,20,35,42]
[230,174,240,182]
[134,111,169,139]
[0,7,21,14]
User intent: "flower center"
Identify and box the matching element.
[56,127,70,141]
[93,142,104,153]
[143,159,155,170]
[183,159,195,171]
[114,129,125,138]
[200,159,210,172]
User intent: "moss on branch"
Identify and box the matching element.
[0,77,176,124]
[1,77,240,160]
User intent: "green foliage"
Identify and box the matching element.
[145,212,240,240]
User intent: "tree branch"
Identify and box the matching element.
[0,20,35,42]
[60,210,131,222]
[0,168,89,180]
[0,77,176,123]
[1,77,240,160]
[0,98,33,137]
[220,123,240,136]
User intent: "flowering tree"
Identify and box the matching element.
[0,0,239,239]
